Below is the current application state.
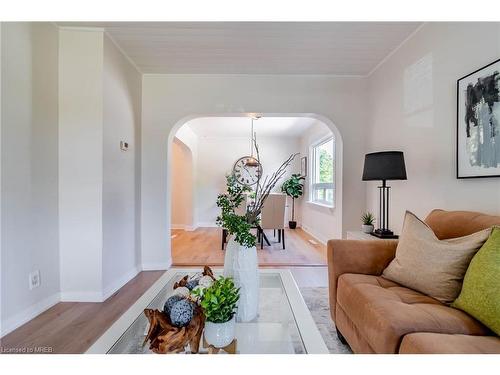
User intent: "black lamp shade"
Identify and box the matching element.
[362,151,407,181]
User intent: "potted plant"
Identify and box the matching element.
[196,276,240,348]
[361,212,375,233]
[217,138,297,322]
[281,173,305,229]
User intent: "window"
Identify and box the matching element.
[310,136,335,206]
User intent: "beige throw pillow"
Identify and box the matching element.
[382,211,491,304]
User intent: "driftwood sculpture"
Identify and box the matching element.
[202,265,215,280]
[173,266,215,290]
[143,307,205,354]
[143,266,217,354]
[173,275,189,289]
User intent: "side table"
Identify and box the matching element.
[346,231,398,240]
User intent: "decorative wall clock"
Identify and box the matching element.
[232,156,262,186]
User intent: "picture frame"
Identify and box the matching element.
[300,156,307,177]
[457,58,500,179]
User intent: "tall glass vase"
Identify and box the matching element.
[223,236,259,322]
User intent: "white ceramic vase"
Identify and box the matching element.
[223,236,259,322]
[204,316,236,348]
[362,224,374,234]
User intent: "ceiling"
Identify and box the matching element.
[183,116,321,138]
[58,22,422,75]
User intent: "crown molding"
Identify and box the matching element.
[365,22,427,78]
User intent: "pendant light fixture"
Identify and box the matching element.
[245,114,261,167]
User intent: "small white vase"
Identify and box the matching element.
[223,236,259,322]
[204,316,236,348]
[362,224,374,234]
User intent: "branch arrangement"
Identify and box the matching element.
[216,136,298,248]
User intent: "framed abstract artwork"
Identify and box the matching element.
[457,58,500,178]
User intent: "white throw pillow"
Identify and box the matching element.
[382,211,491,304]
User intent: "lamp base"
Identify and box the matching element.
[370,229,399,239]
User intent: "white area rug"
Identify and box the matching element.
[300,287,352,354]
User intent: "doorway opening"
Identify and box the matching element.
[169,114,342,267]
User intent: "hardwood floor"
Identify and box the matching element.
[0,266,327,354]
[0,271,164,354]
[172,227,327,266]
[1,228,328,354]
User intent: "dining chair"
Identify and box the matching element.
[259,193,286,250]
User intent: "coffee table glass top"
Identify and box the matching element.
[87,269,328,354]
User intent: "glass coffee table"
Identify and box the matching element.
[86,268,328,354]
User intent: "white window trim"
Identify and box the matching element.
[308,135,335,208]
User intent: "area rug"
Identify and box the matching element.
[300,287,352,354]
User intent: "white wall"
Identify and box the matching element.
[142,75,367,268]
[298,121,339,243]
[172,125,198,230]
[59,28,104,302]
[171,138,194,229]
[191,133,301,227]
[367,22,500,234]
[1,23,60,335]
[102,34,142,298]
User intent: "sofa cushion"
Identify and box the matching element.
[399,332,500,354]
[452,227,500,335]
[425,209,500,240]
[383,211,491,304]
[336,273,490,353]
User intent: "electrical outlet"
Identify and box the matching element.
[29,270,41,290]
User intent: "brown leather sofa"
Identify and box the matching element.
[327,209,500,354]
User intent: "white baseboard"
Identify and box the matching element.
[1,292,60,338]
[195,221,218,228]
[60,291,104,302]
[0,264,152,337]
[171,224,198,231]
[171,224,185,230]
[300,225,328,245]
[141,261,171,271]
[102,265,141,301]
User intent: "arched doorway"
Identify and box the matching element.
[167,113,343,266]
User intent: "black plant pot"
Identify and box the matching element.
[289,221,297,229]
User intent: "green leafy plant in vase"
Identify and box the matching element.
[216,137,297,323]
[194,276,240,348]
[281,173,305,229]
[361,212,376,234]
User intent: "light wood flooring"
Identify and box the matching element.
[0,271,164,354]
[172,227,327,267]
[0,267,327,354]
[1,227,328,354]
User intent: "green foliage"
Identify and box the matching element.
[197,276,240,323]
[281,173,305,221]
[216,175,257,248]
[281,173,305,199]
[319,148,334,183]
[361,212,376,225]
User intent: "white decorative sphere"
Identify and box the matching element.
[172,286,190,297]
[198,275,214,288]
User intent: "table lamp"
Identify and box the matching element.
[362,151,407,238]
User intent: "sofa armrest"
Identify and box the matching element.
[327,239,398,322]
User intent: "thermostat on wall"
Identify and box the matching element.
[120,141,129,151]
